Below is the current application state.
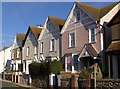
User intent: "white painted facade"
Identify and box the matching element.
[11,35,22,71]
[0,47,12,73]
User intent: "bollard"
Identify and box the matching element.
[29,74,32,86]
[49,73,55,88]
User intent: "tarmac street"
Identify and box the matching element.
[0,79,42,89]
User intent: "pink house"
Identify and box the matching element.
[61,1,119,73]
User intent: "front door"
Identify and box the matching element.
[66,55,72,72]
[73,55,79,71]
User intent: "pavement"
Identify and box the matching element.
[0,78,42,89]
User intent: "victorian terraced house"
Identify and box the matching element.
[61,1,120,73]
[38,16,65,62]
[106,10,120,79]
[11,33,25,71]
[22,25,42,74]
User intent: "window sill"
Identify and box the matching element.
[89,41,96,44]
[68,46,75,49]
[40,53,43,54]
[74,20,80,24]
[49,50,54,52]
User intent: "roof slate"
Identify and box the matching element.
[111,24,120,41]
[29,26,42,40]
[16,33,26,45]
[48,16,66,32]
[107,42,120,51]
[76,1,120,20]
[86,44,99,57]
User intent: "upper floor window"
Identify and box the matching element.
[17,49,20,58]
[69,32,75,47]
[40,42,43,53]
[76,10,80,22]
[34,46,37,54]
[47,22,52,32]
[12,50,14,59]
[26,47,29,57]
[50,39,54,51]
[89,27,96,43]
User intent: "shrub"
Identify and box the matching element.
[48,60,63,75]
[29,62,41,75]
[29,60,63,75]
[79,68,93,79]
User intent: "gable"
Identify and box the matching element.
[61,3,95,34]
[24,30,37,46]
[61,2,120,34]
[12,35,22,49]
[38,16,63,41]
[79,44,99,59]
[23,26,42,46]
[79,47,91,58]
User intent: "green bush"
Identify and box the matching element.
[48,60,63,75]
[29,60,63,75]
[29,62,41,75]
[79,68,93,79]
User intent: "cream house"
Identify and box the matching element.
[22,25,42,74]
[38,16,65,62]
[11,33,25,71]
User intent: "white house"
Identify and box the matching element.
[0,46,12,74]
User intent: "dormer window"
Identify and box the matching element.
[47,22,52,32]
[76,10,80,22]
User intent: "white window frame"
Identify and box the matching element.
[34,46,37,54]
[40,42,43,53]
[69,31,75,48]
[50,39,54,51]
[75,9,81,22]
[26,47,29,57]
[12,50,14,59]
[17,49,20,58]
[88,25,96,43]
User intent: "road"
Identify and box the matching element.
[0,79,41,89]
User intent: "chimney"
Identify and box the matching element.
[37,24,43,28]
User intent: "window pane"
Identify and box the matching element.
[90,28,95,42]
[91,28,95,35]
[52,39,54,51]
[91,35,95,42]
[76,11,80,21]
[40,42,43,53]
[74,55,79,70]
[66,55,72,71]
[17,49,19,58]
[34,47,37,54]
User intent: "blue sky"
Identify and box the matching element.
[2,2,115,49]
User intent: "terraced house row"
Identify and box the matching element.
[2,1,120,79]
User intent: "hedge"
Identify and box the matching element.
[29,60,63,75]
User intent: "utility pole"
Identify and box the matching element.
[94,64,97,89]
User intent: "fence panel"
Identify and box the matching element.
[61,78,71,89]
[78,79,86,89]
[96,79,120,89]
